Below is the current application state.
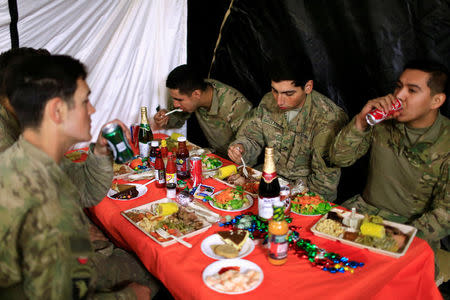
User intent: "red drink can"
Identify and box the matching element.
[189,156,202,186]
[366,97,402,125]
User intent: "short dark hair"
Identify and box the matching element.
[166,64,207,95]
[5,54,87,129]
[0,47,50,98]
[269,53,314,87]
[403,59,449,97]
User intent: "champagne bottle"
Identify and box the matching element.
[138,107,153,159]
[258,147,280,221]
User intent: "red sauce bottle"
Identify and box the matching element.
[154,148,165,188]
[160,139,168,165]
[176,136,190,180]
[148,140,159,168]
[166,152,177,187]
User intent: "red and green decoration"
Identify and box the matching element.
[219,213,364,274]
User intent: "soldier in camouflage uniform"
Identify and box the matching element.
[330,60,449,275]
[153,64,253,157]
[228,57,348,201]
[0,55,153,299]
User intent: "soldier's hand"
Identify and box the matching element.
[228,144,244,164]
[88,224,109,242]
[355,94,400,131]
[94,119,131,156]
[128,282,151,300]
[153,109,169,129]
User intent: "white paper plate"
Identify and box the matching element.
[202,259,263,294]
[107,183,147,201]
[209,190,253,212]
[201,233,255,260]
[290,210,324,217]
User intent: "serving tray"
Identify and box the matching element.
[310,208,417,258]
[121,198,212,247]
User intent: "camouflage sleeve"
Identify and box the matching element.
[61,146,113,208]
[410,158,450,246]
[231,105,265,166]
[227,98,253,134]
[20,205,82,299]
[308,113,348,202]
[330,116,372,167]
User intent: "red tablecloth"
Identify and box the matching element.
[87,135,442,300]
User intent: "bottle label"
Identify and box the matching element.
[176,157,189,175]
[268,234,288,259]
[139,142,149,158]
[166,172,177,185]
[148,156,156,168]
[258,196,280,220]
[155,169,165,184]
[116,141,126,152]
[262,172,277,183]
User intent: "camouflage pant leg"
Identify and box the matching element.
[341,194,408,223]
[89,245,160,298]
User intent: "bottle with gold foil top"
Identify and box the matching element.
[138,106,153,159]
[258,147,280,220]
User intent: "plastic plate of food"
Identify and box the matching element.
[208,187,253,212]
[203,259,263,294]
[290,192,334,216]
[107,183,147,201]
[121,198,212,247]
[310,208,417,258]
[201,232,255,260]
[201,155,223,172]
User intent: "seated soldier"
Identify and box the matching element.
[228,55,348,201]
[330,59,449,281]
[153,64,253,157]
[0,55,154,299]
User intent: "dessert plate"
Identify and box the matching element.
[201,233,255,260]
[107,183,147,201]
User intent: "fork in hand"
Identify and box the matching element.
[155,228,192,248]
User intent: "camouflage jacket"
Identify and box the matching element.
[165,79,253,156]
[0,104,21,152]
[330,114,450,247]
[0,137,135,300]
[232,90,348,201]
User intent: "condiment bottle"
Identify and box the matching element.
[138,106,153,159]
[166,152,177,198]
[258,147,280,221]
[148,140,159,168]
[176,136,190,180]
[267,202,288,265]
[154,148,166,188]
[160,139,168,165]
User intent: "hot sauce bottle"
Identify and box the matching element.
[154,148,165,188]
[166,152,177,198]
[176,136,190,180]
[148,140,159,168]
[268,203,289,265]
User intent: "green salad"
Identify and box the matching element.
[201,155,223,170]
[206,186,247,210]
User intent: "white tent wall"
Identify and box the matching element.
[0,0,187,148]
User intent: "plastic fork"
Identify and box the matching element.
[240,156,249,178]
[155,228,192,248]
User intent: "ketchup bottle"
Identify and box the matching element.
[176,136,190,180]
[166,152,177,198]
[154,148,165,188]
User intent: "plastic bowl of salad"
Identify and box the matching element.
[290,192,334,216]
[206,186,253,212]
[201,155,223,171]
